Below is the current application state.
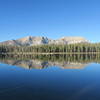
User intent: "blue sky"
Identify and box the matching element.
[0,0,100,42]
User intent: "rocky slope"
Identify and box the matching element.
[0,36,89,46]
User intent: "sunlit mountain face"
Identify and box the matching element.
[0,36,89,46]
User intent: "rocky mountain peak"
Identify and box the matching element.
[0,36,89,46]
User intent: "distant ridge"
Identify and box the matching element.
[0,36,89,46]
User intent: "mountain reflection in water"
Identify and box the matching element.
[0,59,88,69]
[0,54,100,100]
[0,54,99,69]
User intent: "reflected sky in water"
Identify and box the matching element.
[0,61,100,100]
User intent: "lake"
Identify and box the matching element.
[0,54,100,100]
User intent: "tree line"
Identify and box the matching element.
[0,43,100,53]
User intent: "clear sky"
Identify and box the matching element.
[0,0,100,42]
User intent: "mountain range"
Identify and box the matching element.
[0,36,89,46]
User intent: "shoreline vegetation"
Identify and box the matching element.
[0,43,100,54]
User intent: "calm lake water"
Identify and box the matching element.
[0,54,100,100]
